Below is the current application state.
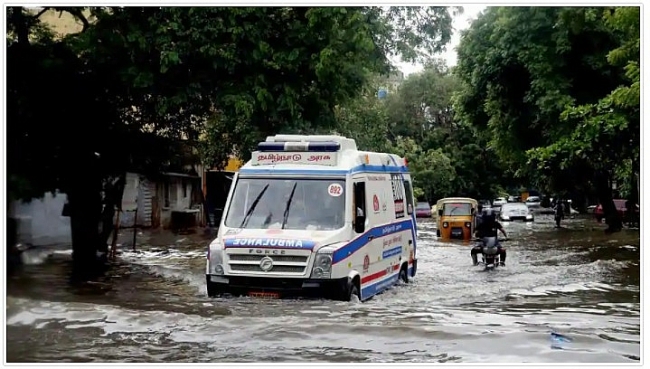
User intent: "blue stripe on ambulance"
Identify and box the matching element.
[332,219,414,264]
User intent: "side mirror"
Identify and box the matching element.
[438,209,443,216]
[471,208,475,214]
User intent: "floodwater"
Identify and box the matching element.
[6,216,640,363]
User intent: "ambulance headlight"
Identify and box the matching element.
[311,252,333,279]
[209,241,224,275]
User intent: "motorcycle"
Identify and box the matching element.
[474,236,508,271]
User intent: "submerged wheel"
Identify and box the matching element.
[206,279,226,297]
[334,277,360,302]
[348,283,360,301]
[399,264,409,284]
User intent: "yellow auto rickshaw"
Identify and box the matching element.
[436,197,479,240]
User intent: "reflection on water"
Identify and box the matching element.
[6,217,640,363]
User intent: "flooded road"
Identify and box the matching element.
[6,216,640,363]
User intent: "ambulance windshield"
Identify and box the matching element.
[224,178,346,230]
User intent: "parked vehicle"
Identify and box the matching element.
[507,195,521,203]
[499,202,534,222]
[415,201,432,218]
[493,197,507,206]
[436,197,478,240]
[525,196,541,208]
[594,199,639,222]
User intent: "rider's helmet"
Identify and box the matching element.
[482,208,496,222]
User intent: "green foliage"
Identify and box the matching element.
[526,7,639,189]
[182,6,458,164]
[372,7,461,64]
[334,62,504,202]
[454,6,639,198]
[385,61,459,140]
[388,137,457,200]
[7,6,459,200]
[331,73,397,152]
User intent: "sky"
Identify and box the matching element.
[393,5,487,76]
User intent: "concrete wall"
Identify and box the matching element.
[11,192,72,246]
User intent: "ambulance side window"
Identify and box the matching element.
[353,182,366,233]
[404,180,414,215]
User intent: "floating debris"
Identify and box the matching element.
[550,332,573,349]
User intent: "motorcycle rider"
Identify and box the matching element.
[475,204,484,227]
[471,208,508,266]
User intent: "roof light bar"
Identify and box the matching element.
[257,141,341,152]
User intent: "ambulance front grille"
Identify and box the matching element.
[229,254,308,263]
[227,253,310,275]
[229,264,306,273]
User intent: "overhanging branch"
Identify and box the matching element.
[32,7,50,20]
[52,7,91,33]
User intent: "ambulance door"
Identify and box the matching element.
[403,178,417,276]
[352,178,367,235]
[352,177,372,281]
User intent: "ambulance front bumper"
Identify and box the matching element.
[206,274,349,298]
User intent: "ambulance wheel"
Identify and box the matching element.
[206,278,226,297]
[334,277,360,302]
[399,264,409,284]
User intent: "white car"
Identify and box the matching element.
[525,196,541,208]
[493,197,507,206]
[500,202,534,222]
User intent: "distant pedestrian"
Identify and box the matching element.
[554,198,565,228]
[625,199,635,227]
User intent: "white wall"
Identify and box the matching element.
[11,191,71,246]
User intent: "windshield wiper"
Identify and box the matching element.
[280,183,298,229]
[239,184,270,228]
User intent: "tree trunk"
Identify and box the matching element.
[67,177,104,279]
[594,170,622,233]
[10,7,30,47]
[627,166,639,227]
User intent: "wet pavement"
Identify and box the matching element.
[5,215,640,363]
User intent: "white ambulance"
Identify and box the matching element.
[206,135,418,301]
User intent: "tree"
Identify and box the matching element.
[527,7,639,230]
[332,74,394,152]
[388,64,506,200]
[384,61,459,140]
[332,60,507,202]
[192,7,461,162]
[388,137,457,201]
[453,6,639,231]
